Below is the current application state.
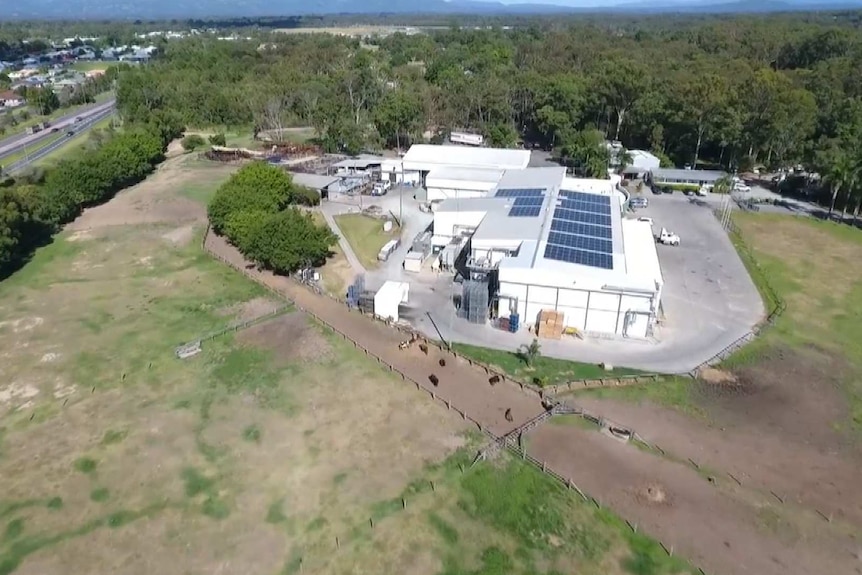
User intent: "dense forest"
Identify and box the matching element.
[115,15,862,179]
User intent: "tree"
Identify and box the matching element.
[816,143,857,220]
[208,162,295,235]
[246,208,337,274]
[597,58,648,141]
[675,73,730,168]
[374,88,423,151]
[181,134,206,151]
[560,129,610,178]
[518,339,541,368]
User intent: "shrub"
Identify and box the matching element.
[181,134,206,151]
[291,185,321,206]
[208,133,227,146]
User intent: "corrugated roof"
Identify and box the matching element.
[651,168,726,182]
[403,144,530,172]
[288,172,339,190]
[426,166,504,183]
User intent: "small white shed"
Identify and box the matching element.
[374,281,410,322]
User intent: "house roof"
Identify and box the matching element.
[0,90,21,100]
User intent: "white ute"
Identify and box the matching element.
[658,227,680,246]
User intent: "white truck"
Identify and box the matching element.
[371,181,392,196]
[658,228,680,246]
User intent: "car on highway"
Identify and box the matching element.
[74,117,83,124]
[66,130,75,137]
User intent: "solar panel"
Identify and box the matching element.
[496,188,545,198]
[550,218,611,239]
[559,190,612,206]
[547,231,612,254]
[513,196,543,207]
[553,207,612,228]
[544,245,614,269]
[508,205,542,217]
[558,199,609,214]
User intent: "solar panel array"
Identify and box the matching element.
[501,189,546,217]
[496,188,544,198]
[544,191,614,269]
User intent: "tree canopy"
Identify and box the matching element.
[207,162,337,274]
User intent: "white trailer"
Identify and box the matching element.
[378,239,400,261]
[449,132,484,147]
[374,281,409,322]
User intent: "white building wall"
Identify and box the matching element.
[497,279,658,337]
[433,210,486,239]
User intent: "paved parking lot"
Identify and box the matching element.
[627,192,765,370]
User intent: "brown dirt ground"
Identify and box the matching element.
[237,312,334,364]
[526,424,859,575]
[67,153,226,231]
[576,345,862,529]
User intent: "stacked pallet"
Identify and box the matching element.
[536,309,565,339]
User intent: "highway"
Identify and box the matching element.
[3,107,115,174]
[0,99,116,161]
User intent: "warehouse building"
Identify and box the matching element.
[433,167,663,338]
[400,144,531,188]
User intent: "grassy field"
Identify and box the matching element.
[69,61,118,72]
[334,213,401,269]
[0,189,693,575]
[575,213,862,431]
[451,342,647,387]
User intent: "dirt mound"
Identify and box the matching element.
[636,483,671,506]
[237,312,332,364]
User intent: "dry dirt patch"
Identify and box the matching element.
[237,312,333,364]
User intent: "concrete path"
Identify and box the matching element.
[320,208,365,276]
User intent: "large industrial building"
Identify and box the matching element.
[432,166,663,338]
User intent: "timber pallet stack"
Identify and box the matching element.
[536,309,564,340]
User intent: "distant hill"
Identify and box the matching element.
[4,0,860,21]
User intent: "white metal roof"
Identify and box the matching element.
[621,219,664,286]
[402,144,531,172]
[288,172,339,190]
[426,166,505,183]
[651,168,726,183]
[333,154,386,169]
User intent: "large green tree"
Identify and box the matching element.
[208,162,295,235]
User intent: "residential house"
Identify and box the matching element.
[0,90,25,108]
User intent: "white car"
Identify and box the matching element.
[734,183,751,193]
[658,228,680,246]
[637,216,654,226]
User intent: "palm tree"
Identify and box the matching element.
[518,339,542,368]
[819,147,855,220]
